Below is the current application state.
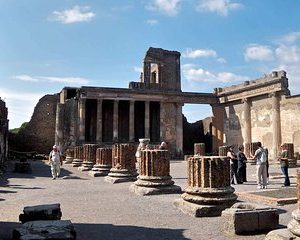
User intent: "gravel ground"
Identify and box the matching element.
[0,159,298,240]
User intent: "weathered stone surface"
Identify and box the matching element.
[222,202,278,235]
[19,203,62,223]
[63,148,74,164]
[218,145,228,157]
[12,220,76,240]
[130,149,181,195]
[72,146,83,167]
[105,144,137,183]
[265,229,300,240]
[174,156,237,217]
[0,98,8,173]
[194,143,205,156]
[89,147,112,177]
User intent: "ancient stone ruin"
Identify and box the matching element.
[0,98,8,172]
[174,156,237,217]
[89,147,112,177]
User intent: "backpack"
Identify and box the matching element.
[260,150,267,163]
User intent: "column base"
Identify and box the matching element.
[265,229,299,240]
[71,159,83,167]
[78,161,94,171]
[104,168,138,184]
[88,164,111,177]
[129,184,181,196]
[173,198,233,217]
[63,157,73,164]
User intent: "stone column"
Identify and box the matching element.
[160,102,165,140]
[211,105,225,154]
[105,143,138,184]
[72,146,84,167]
[78,144,98,171]
[64,148,74,164]
[176,103,183,157]
[113,100,119,142]
[270,92,281,160]
[194,143,205,156]
[218,146,229,156]
[242,98,252,157]
[96,99,103,143]
[79,99,86,142]
[174,156,237,217]
[129,100,135,142]
[143,61,151,88]
[55,103,64,150]
[129,150,181,195]
[145,101,150,139]
[89,147,112,177]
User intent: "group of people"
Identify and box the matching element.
[227,142,290,189]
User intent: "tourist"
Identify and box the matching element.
[227,146,238,185]
[48,145,63,180]
[252,142,267,189]
[159,141,167,150]
[278,144,290,187]
[264,147,269,183]
[237,145,247,184]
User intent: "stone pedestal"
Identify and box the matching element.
[194,143,205,156]
[266,169,300,239]
[218,146,228,157]
[174,156,237,217]
[135,138,150,162]
[64,148,74,164]
[89,147,112,177]
[72,146,83,167]
[105,143,138,184]
[78,144,98,171]
[130,150,181,195]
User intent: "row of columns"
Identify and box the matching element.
[242,92,281,159]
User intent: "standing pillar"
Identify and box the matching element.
[64,148,74,164]
[160,102,165,140]
[176,103,183,157]
[129,100,135,142]
[143,61,151,88]
[174,156,237,217]
[270,93,281,159]
[105,143,138,184]
[96,99,103,143]
[78,144,98,171]
[129,149,181,195]
[113,100,119,142]
[72,146,84,167]
[145,101,150,139]
[211,105,224,154]
[55,103,64,150]
[79,99,86,142]
[242,98,251,157]
[89,147,112,177]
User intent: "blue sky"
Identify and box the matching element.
[1,0,300,129]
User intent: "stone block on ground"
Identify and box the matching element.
[222,202,279,235]
[265,228,300,240]
[19,203,62,223]
[12,220,76,240]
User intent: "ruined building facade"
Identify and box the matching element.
[55,48,217,157]
[0,98,8,170]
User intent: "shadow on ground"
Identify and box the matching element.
[0,222,190,240]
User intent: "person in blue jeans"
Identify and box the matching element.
[279,144,290,187]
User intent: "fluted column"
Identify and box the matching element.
[72,146,84,167]
[130,149,181,195]
[176,103,183,156]
[145,101,150,139]
[211,105,224,154]
[270,92,281,159]
[78,144,99,171]
[113,100,119,142]
[96,99,103,143]
[242,98,252,157]
[129,100,135,142]
[174,156,237,217]
[89,147,112,177]
[79,99,86,142]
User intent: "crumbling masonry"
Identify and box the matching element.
[0,98,8,171]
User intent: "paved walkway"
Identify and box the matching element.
[0,160,298,240]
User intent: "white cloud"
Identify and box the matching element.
[196,0,243,16]
[217,57,226,63]
[278,32,300,45]
[147,19,159,25]
[51,6,95,24]
[133,66,143,73]
[146,0,181,16]
[182,65,249,83]
[275,45,300,64]
[13,75,90,85]
[182,48,217,58]
[244,44,274,61]
[0,88,47,129]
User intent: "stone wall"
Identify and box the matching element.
[10,94,58,154]
[0,98,8,171]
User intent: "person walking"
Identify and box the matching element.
[253,142,267,189]
[279,144,290,187]
[48,145,62,180]
[227,146,238,185]
[237,145,247,184]
[264,147,269,184]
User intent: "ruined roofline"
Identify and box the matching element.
[214,70,288,97]
[146,47,181,56]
